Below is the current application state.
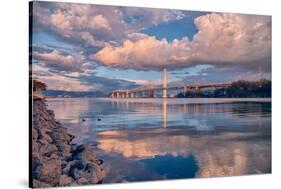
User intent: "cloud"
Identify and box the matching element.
[33,50,87,72]
[33,1,186,49]
[89,14,112,31]
[50,10,71,31]
[32,64,141,92]
[92,34,192,70]
[79,74,140,92]
[121,7,185,29]
[92,13,271,71]
[126,79,163,86]
[179,66,271,84]
[32,64,91,91]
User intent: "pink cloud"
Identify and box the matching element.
[33,50,86,72]
[92,13,271,70]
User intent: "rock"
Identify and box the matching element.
[72,167,84,180]
[32,128,38,140]
[34,158,61,185]
[59,175,73,186]
[39,144,57,157]
[71,144,97,163]
[49,127,71,143]
[32,141,40,153]
[63,160,83,176]
[77,177,88,185]
[32,152,42,171]
[84,162,104,184]
[38,128,53,144]
[56,141,71,155]
[32,179,51,188]
[32,99,104,187]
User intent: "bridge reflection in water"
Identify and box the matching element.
[47,98,271,181]
[163,98,167,128]
[110,98,223,129]
[111,98,169,129]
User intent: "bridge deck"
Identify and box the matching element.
[112,83,231,93]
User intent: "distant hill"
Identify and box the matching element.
[43,90,106,98]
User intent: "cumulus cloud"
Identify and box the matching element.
[33,1,185,49]
[92,35,191,70]
[93,13,271,71]
[89,14,112,31]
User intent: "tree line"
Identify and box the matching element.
[176,79,271,98]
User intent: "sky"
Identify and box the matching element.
[31,1,272,92]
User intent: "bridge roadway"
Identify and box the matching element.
[111,83,231,98]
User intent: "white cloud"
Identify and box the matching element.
[93,13,271,70]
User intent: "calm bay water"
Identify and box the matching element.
[47,98,271,183]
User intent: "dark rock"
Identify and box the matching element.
[63,160,83,176]
[56,141,71,155]
[71,144,97,163]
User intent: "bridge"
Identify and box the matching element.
[111,66,231,98]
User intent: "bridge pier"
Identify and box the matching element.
[126,91,129,98]
[182,86,188,97]
[195,86,200,97]
[148,91,154,98]
[163,65,167,98]
[111,83,230,99]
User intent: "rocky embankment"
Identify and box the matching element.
[32,98,104,187]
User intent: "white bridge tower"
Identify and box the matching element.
[163,65,167,98]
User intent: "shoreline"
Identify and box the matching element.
[31,97,104,188]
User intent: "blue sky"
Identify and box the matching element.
[143,11,206,42]
[31,1,271,92]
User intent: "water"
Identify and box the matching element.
[47,98,271,183]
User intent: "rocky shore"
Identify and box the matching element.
[31,98,104,187]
